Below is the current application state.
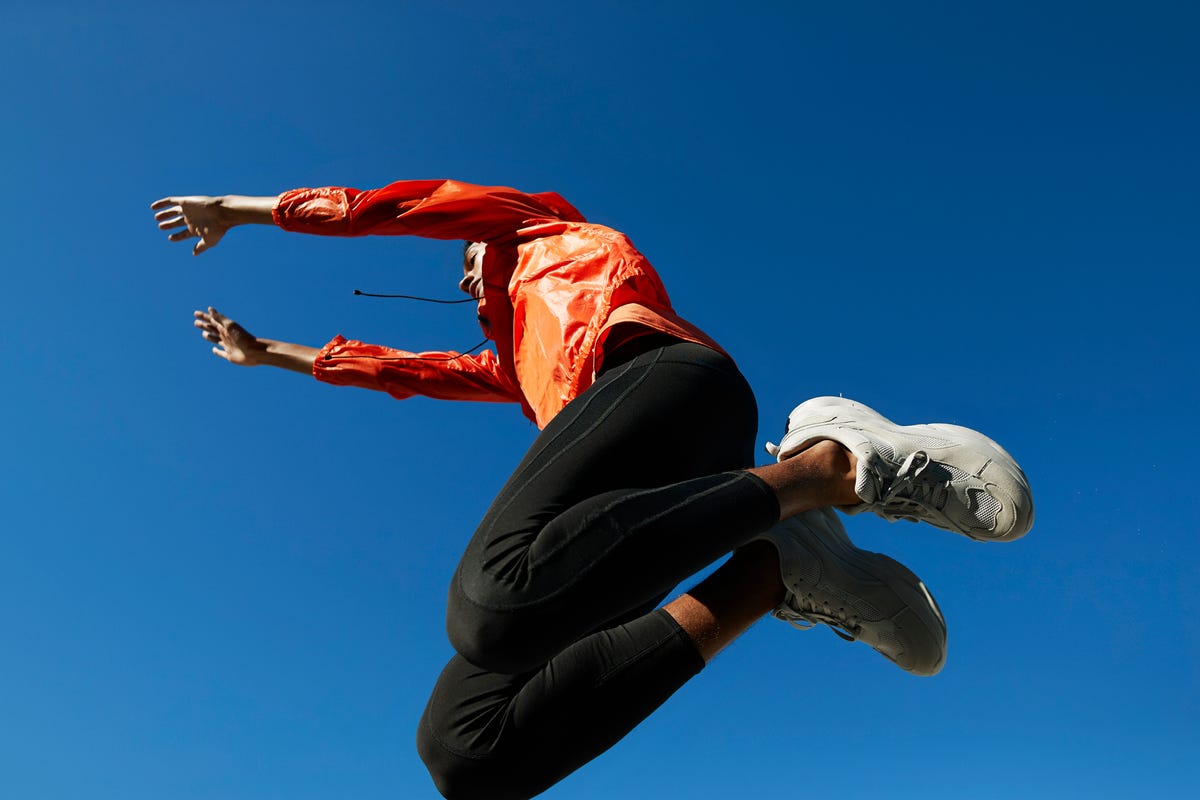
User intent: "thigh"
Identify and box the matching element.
[469,342,759,577]
[445,343,772,671]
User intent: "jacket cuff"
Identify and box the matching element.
[312,334,349,381]
[273,188,351,233]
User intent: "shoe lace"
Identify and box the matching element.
[879,451,950,520]
[775,597,862,642]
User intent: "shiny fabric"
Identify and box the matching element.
[273,179,723,428]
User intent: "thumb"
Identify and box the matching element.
[193,238,211,256]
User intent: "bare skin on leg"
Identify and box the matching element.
[749,439,859,519]
[667,439,859,661]
[665,540,786,662]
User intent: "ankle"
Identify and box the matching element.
[810,440,859,505]
[750,440,860,519]
[669,542,786,662]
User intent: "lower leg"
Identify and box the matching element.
[420,609,708,800]
[664,441,863,663]
[664,539,785,661]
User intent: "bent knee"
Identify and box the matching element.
[417,720,539,800]
[446,596,551,675]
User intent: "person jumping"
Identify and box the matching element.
[152,180,1033,800]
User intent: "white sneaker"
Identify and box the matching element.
[766,396,1034,542]
[757,508,947,676]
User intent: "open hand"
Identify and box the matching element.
[153,196,230,255]
[194,307,265,366]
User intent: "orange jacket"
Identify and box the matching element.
[273,179,724,428]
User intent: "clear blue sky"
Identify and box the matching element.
[3,2,1197,798]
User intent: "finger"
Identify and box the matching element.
[156,210,186,225]
[168,229,197,242]
[202,331,220,344]
[212,346,230,361]
[209,307,227,323]
[150,198,178,210]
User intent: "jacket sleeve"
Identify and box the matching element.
[272,179,586,243]
[312,335,524,405]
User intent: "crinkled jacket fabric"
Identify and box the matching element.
[273,179,724,428]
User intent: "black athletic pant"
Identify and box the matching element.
[417,341,780,800]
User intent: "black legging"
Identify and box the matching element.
[417,341,779,800]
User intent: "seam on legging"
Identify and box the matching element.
[482,349,743,521]
[456,474,741,613]
[455,349,668,605]
[454,471,775,612]
[533,473,748,566]
[421,614,702,761]
[420,709,504,761]
[481,347,663,524]
[593,610,704,686]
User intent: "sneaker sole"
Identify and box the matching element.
[775,513,948,676]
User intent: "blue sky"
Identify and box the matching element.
[2,2,1197,798]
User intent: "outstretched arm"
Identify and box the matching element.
[195,308,528,413]
[270,180,585,241]
[154,196,276,255]
[194,307,318,374]
[154,180,586,254]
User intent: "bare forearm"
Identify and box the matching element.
[255,339,321,374]
[216,195,277,226]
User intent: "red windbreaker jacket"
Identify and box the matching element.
[273,179,723,428]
